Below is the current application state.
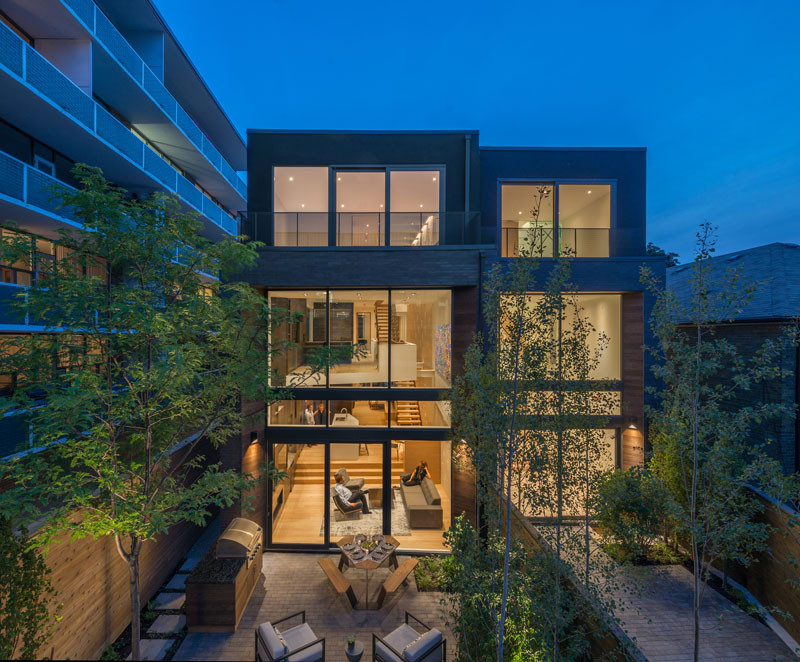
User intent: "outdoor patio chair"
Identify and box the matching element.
[373,612,446,662]
[255,610,325,662]
[335,467,364,490]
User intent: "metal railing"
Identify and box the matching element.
[501,227,609,258]
[336,212,385,247]
[0,9,246,203]
[0,148,236,237]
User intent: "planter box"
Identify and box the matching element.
[185,542,263,633]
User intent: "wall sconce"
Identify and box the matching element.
[627,416,638,430]
[250,431,259,445]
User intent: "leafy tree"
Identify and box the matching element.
[0,166,346,660]
[450,186,621,660]
[641,222,797,662]
[646,241,680,267]
[0,518,61,660]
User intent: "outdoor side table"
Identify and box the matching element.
[345,640,364,662]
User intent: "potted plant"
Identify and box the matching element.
[347,636,356,650]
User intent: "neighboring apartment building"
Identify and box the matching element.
[0,0,247,457]
[667,242,800,474]
[0,2,246,657]
[224,130,663,553]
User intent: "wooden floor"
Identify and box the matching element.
[272,443,451,550]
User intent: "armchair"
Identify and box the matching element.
[335,467,364,490]
[255,611,325,662]
[372,612,446,662]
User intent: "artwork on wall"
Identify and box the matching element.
[435,323,451,384]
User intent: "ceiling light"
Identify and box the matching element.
[366,224,370,227]
[340,204,345,208]
[518,211,523,215]
[337,177,341,181]
[301,203,305,208]
[419,204,424,208]
[289,176,294,182]
[432,177,437,181]
[587,190,592,194]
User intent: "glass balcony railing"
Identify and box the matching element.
[243,212,481,246]
[501,227,609,258]
[0,148,236,237]
[0,11,245,208]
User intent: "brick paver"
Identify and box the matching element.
[614,565,797,661]
[175,552,453,662]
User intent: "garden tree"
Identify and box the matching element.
[646,241,680,267]
[642,222,797,662]
[450,186,620,661]
[0,518,61,660]
[0,166,348,661]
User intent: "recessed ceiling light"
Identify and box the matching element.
[587,190,592,194]
[337,177,341,181]
[301,203,305,208]
[340,204,345,208]
[518,211,523,215]
[432,177,437,181]
[289,176,294,181]
[380,204,384,208]
[366,224,370,227]
[419,204,424,208]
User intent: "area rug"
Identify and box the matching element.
[322,487,411,537]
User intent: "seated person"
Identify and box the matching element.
[400,460,428,487]
[334,473,371,514]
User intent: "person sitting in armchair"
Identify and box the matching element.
[334,473,371,514]
[400,460,428,487]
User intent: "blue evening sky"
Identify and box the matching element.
[154,0,800,261]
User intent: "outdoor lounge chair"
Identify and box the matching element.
[335,467,364,490]
[255,610,325,662]
[373,612,446,662]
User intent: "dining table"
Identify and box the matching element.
[336,534,400,609]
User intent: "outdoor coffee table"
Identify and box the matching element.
[336,534,399,609]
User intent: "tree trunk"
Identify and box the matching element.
[128,554,141,662]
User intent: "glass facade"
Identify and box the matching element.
[501,182,611,257]
[336,172,385,246]
[273,167,328,246]
[389,171,440,246]
[268,289,452,388]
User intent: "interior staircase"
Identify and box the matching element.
[394,400,422,426]
[293,455,406,486]
[376,303,389,342]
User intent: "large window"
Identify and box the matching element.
[271,166,443,247]
[390,289,451,387]
[505,293,621,380]
[501,183,611,258]
[389,171,440,246]
[273,167,328,246]
[336,172,385,246]
[269,289,452,388]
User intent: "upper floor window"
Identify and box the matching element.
[501,182,611,258]
[272,166,442,247]
[273,167,328,246]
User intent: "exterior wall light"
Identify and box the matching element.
[250,431,259,445]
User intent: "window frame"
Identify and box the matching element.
[497,178,617,258]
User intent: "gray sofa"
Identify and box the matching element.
[399,477,443,529]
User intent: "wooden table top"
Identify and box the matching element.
[336,535,399,570]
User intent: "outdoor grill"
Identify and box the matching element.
[216,517,263,567]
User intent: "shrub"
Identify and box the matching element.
[595,467,670,562]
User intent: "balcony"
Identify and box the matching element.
[0,149,236,239]
[501,227,610,258]
[63,0,247,205]
[0,18,242,232]
[244,212,480,246]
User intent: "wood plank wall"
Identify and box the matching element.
[38,518,202,660]
[33,438,217,659]
[621,292,645,468]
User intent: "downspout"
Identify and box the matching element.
[464,134,471,244]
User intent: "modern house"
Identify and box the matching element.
[0,0,247,456]
[223,131,663,553]
[667,242,800,474]
[0,1,246,657]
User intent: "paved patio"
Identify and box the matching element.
[174,551,453,662]
[613,565,797,661]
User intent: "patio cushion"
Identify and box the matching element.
[375,623,419,661]
[257,622,287,660]
[403,629,443,662]
[282,622,323,662]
